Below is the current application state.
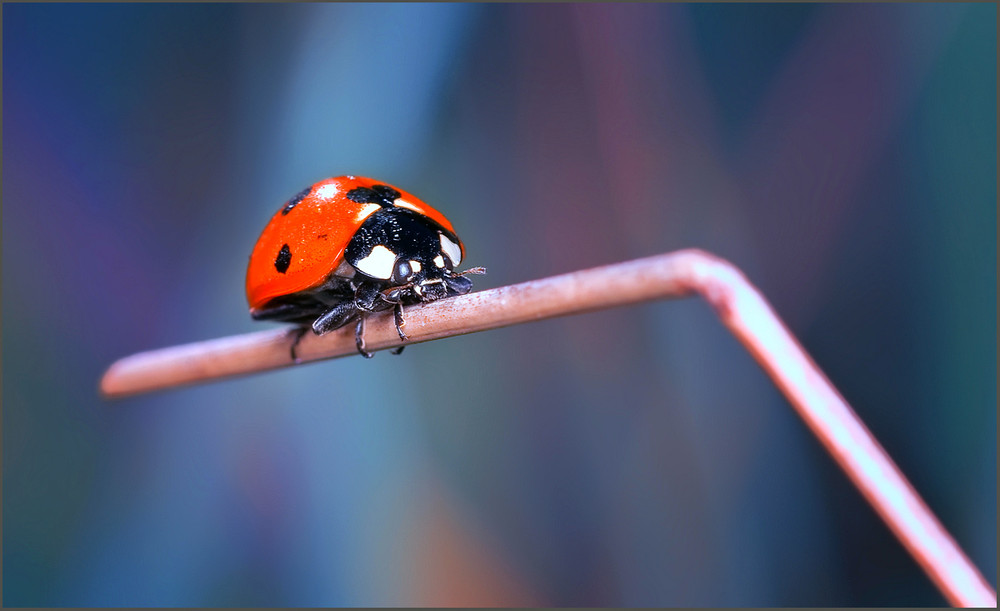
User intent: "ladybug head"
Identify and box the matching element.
[346,207,471,303]
[397,267,474,302]
[382,234,474,304]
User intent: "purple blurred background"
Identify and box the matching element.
[3,3,995,606]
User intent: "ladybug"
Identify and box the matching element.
[247,176,485,359]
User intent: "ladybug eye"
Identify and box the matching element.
[393,259,423,283]
[394,260,412,282]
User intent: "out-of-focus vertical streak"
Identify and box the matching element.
[736,4,963,325]
[570,4,658,249]
[570,4,731,251]
[569,5,721,603]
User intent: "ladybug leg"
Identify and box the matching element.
[373,288,408,352]
[312,301,359,335]
[389,303,406,355]
[348,282,407,357]
[353,282,382,312]
[375,290,409,342]
[392,302,408,341]
[288,326,308,363]
[350,283,383,358]
[354,316,374,359]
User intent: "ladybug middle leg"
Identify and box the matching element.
[353,282,383,312]
[312,300,359,335]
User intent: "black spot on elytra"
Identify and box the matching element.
[317,233,328,239]
[274,244,292,273]
[346,184,401,208]
[281,186,312,215]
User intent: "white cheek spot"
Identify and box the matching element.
[314,183,341,199]
[353,203,381,223]
[354,245,397,279]
[393,199,422,214]
[433,255,446,268]
[409,260,421,273]
[439,233,462,267]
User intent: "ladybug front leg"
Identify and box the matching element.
[350,282,387,358]
[351,282,406,357]
[378,290,409,342]
[389,303,406,356]
[392,303,407,341]
[354,317,374,359]
[378,288,408,351]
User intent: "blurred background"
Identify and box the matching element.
[3,3,995,606]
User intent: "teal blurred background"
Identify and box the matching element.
[3,3,995,606]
